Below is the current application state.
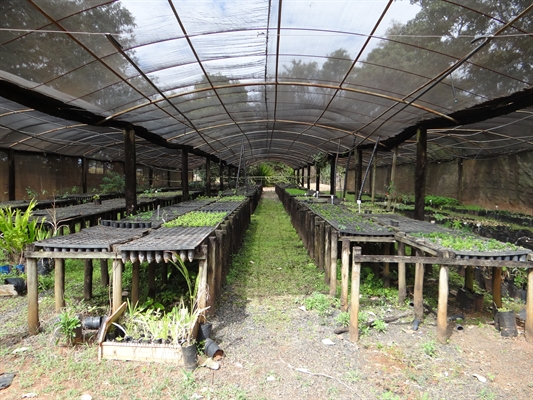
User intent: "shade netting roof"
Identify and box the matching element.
[1,0,532,170]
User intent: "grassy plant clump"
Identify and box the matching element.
[163,211,227,227]
[304,292,338,316]
[217,195,246,202]
[285,188,307,196]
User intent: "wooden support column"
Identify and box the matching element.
[207,236,217,316]
[112,259,123,313]
[82,156,88,195]
[371,155,376,203]
[219,161,224,191]
[526,268,533,343]
[27,256,39,335]
[182,149,189,201]
[492,267,502,308]
[205,158,211,197]
[148,261,156,298]
[161,262,168,285]
[54,258,65,311]
[414,127,427,221]
[329,155,336,195]
[215,230,225,293]
[383,242,390,288]
[387,147,398,211]
[457,158,463,204]
[340,238,350,312]
[324,225,331,285]
[296,169,300,186]
[8,148,15,201]
[100,259,109,286]
[198,244,208,320]
[167,170,171,187]
[124,128,137,215]
[413,249,425,322]
[131,260,140,306]
[464,266,474,292]
[356,149,363,197]
[397,242,406,304]
[83,259,93,300]
[148,167,154,188]
[315,165,320,193]
[349,246,362,343]
[329,230,338,296]
[437,265,449,344]
[307,165,311,190]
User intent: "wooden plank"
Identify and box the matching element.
[324,225,331,285]
[437,266,449,344]
[338,236,396,243]
[349,247,361,343]
[112,260,123,313]
[55,258,65,311]
[329,229,338,297]
[526,268,533,344]
[131,260,140,306]
[0,285,18,296]
[340,238,350,312]
[492,267,502,308]
[27,257,39,335]
[395,234,440,256]
[413,249,424,321]
[26,251,117,259]
[397,242,406,305]
[351,255,533,268]
[84,258,93,300]
[99,342,184,364]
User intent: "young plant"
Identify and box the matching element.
[54,308,81,346]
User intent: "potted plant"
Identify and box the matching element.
[92,194,101,205]
[54,308,82,346]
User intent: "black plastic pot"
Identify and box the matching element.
[82,316,103,330]
[497,310,517,337]
[197,322,212,342]
[181,343,198,371]
[4,278,26,295]
[204,338,224,359]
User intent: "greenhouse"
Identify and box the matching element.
[1,1,533,398]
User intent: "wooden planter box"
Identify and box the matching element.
[97,302,184,365]
[98,341,184,364]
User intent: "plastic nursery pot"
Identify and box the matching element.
[197,322,212,342]
[204,338,224,360]
[497,310,518,338]
[0,265,10,274]
[181,343,198,371]
[15,264,25,274]
[82,316,103,330]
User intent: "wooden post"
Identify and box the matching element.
[307,165,311,190]
[124,128,137,215]
[525,268,533,343]
[161,262,168,285]
[349,246,362,342]
[329,155,336,195]
[329,230,338,296]
[387,147,397,211]
[27,256,39,335]
[414,127,427,221]
[437,265,449,344]
[198,244,208,318]
[54,258,65,311]
[296,169,300,186]
[148,261,156,298]
[315,164,320,193]
[83,259,93,300]
[219,160,224,192]
[465,266,474,292]
[324,225,331,285]
[356,149,363,198]
[100,259,109,286]
[397,242,406,304]
[182,149,189,201]
[340,238,350,312]
[131,260,140,306]
[383,242,390,288]
[206,157,211,197]
[112,259,123,313]
[413,249,425,321]
[371,155,376,203]
[457,158,463,204]
[207,236,217,316]
[492,267,502,308]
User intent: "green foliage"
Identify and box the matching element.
[54,308,81,346]
[373,319,387,333]
[304,292,338,316]
[217,195,246,202]
[422,340,437,357]
[248,163,274,185]
[163,211,227,228]
[335,311,350,327]
[99,171,125,194]
[0,200,43,264]
[425,195,459,208]
[285,188,307,196]
[411,231,521,252]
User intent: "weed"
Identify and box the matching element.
[305,292,336,316]
[478,388,496,400]
[373,319,387,333]
[335,311,350,327]
[422,340,437,357]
